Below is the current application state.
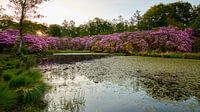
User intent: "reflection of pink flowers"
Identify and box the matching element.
[0,27,195,53]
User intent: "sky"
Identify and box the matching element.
[0,0,199,25]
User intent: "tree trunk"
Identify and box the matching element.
[17,1,26,55]
[17,26,24,55]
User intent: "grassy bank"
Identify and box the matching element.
[0,56,47,112]
[45,50,200,60]
[44,49,200,60]
[2,49,200,60]
[129,52,200,60]
[47,50,91,54]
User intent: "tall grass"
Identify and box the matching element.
[0,56,47,111]
[0,83,17,111]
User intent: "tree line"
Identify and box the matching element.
[1,1,200,38]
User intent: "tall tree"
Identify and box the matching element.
[48,24,62,37]
[8,0,49,54]
[0,5,5,30]
[139,2,196,30]
[130,10,142,30]
[139,3,167,30]
[113,16,128,32]
[0,5,5,19]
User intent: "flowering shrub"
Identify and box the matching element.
[0,27,196,53]
[24,35,48,53]
[0,29,19,47]
[91,34,124,52]
[45,37,61,50]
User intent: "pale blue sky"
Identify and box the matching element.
[0,0,199,25]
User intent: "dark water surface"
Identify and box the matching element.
[39,56,200,112]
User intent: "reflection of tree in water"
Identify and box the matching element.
[137,71,200,101]
[63,90,86,112]
[38,55,107,65]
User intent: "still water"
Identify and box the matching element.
[39,56,200,112]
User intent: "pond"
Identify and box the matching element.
[39,56,200,112]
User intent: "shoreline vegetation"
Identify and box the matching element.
[45,50,200,60]
[130,52,200,60]
[0,56,48,112]
[1,50,200,60]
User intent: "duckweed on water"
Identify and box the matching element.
[40,56,200,112]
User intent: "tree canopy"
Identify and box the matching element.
[139,2,197,30]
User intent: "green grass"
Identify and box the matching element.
[130,52,200,60]
[46,50,200,59]
[0,83,17,111]
[47,50,91,54]
[0,56,47,112]
[105,52,127,56]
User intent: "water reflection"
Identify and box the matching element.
[38,55,108,65]
[63,91,85,112]
[40,56,200,112]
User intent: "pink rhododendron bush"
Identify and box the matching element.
[0,27,195,53]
